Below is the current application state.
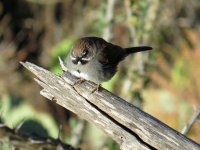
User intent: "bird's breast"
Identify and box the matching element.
[67,56,110,84]
[71,70,90,80]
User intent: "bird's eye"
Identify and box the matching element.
[82,48,89,56]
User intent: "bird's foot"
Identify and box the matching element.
[91,84,101,93]
[73,78,86,86]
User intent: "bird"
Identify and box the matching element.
[59,36,152,91]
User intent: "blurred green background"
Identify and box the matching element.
[0,0,199,149]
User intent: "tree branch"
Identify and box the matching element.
[182,108,200,135]
[102,0,115,41]
[20,61,200,150]
[0,124,79,150]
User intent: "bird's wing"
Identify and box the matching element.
[97,43,126,69]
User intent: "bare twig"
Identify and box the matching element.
[102,0,116,41]
[122,0,151,106]
[124,0,137,44]
[182,108,200,135]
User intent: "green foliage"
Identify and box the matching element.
[102,74,119,91]
[0,143,11,150]
[85,124,119,150]
[50,37,75,74]
[171,59,189,89]
[178,100,192,129]
[107,139,120,150]
[0,94,58,138]
[92,3,108,35]
[159,90,176,113]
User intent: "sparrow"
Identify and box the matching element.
[59,36,152,91]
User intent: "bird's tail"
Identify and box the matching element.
[125,46,152,55]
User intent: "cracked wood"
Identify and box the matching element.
[21,61,200,150]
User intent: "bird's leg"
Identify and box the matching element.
[91,84,101,93]
[73,78,86,86]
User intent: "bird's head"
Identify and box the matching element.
[70,37,96,65]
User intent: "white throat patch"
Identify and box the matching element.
[71,70,89,80]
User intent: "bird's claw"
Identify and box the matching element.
[73,78,86,86]
[91,84,101,93]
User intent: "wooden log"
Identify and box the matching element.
[20,61,200,150]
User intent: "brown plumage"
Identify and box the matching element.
[64,36,152,84]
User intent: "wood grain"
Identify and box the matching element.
[21,61,200,150]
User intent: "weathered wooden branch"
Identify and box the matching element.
[20,62,200,150]
[0,124,79,150]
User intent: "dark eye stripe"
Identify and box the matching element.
[72,59,88,65]
[82,49,89,56]
[72,59,78,64]
[80,60,89,65]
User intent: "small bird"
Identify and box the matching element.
[60,37,152,91]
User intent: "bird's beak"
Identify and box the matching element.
[72,57,81,64]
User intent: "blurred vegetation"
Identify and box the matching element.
[0,0,199,149]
